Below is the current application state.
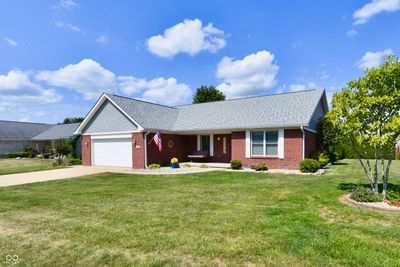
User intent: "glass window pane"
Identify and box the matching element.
[266,131,278,143]
[252,144,264,155]
[252,131,263,144]
[266,144,278,156]
[201,136,210,153]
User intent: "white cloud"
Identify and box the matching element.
[216,50,279,98]
[3,37,18,47]
[346,29,358,37]
[35,59,116,99]
[96,35,108,44]
[0,70,62,103]
[147,18,226,58]
[356,49,393,69]
[353,0,400,24]
[56,0,77,10]
[141,78,192,105]
[117,76,147,95]
[54,21,80,32]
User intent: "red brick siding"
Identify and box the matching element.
[304,130,318,158]
[147,133,196,166]
[81,135,91,166]
[231,129,303,170]
[132,132,145,169]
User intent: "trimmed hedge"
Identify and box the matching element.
[5,152,29,158]
[300,159,320,173]
[230,160,242,170]
[251,163,268,171]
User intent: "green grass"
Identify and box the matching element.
[0,158,66,175]
[0,159,399,266]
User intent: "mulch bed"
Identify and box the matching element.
[339,193,400,214]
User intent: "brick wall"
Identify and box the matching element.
[146,133,196,166]
[81,135,91,166]
[132,132,145,169]
[231,129,303,170]
[304,130,318,158]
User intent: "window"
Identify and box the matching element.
[201,135,210,153]
[251,131,278,156]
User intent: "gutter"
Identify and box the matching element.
[144,132,150,168]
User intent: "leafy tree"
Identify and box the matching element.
[193,86,225,104]
[53,139,73,156]
[63,117,84,124]
[326,55,400,199]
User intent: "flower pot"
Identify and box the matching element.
[171,163,179,168]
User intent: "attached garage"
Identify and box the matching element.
[91,136,133,167]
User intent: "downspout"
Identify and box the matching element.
[301,126,305,159]
[144,132,150,168]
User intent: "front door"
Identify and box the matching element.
[213,134,231,163]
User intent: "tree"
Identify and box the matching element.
[53,139,73,156]
[63,117,84,124]
[193,86,225,104]
[326,55,400,199]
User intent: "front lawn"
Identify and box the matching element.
[0,158,64,175]
[0,160,399,266]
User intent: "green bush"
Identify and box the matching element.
[24,145,36,158]
[69,159,82,165]
[230,160,243,170]
[53,139,73,156]
[148,163,161,169]
[350,187,382,202]
[318,153,330,167]
[299,159,320,173]
[200,164,208,168]
[5,152,29,158]
[182,163,192,168]
[387,190,400,202]
[251,163,268,171]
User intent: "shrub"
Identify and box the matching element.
[148,163,161,169]
[24,145,36,158]
[69,159,82,165]
[5,152,29,158]
[251,163,268,171]
[299,159,320,173]
[318,153,330,167]
[200,164,208,168]
[230,160,243,170]
[387,190,400,205]
[350,187,382,202]
[182,163,192,168]
[53,155,68,167]
[53,139,73,156]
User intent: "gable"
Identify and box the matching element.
[308,99,326,131]
[82,100,138,134]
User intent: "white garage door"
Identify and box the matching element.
[92,138,132,167]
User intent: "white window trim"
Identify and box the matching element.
[250,130,280,157]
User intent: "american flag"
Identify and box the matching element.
[152,130,162,152]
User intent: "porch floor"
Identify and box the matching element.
[181,162,230,168]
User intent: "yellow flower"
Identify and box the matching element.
[171,157,178,163]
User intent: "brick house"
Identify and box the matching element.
[74,89,328,170]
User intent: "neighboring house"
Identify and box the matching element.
[75,89,329,170]
[0,121,80,156]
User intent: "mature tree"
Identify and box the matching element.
[63,117,84,124]
[326,55,400,199]
[193,86,225,104]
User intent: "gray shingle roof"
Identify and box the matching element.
[105,89,327,132]
[0,120,53,140]
[32,123,80,140]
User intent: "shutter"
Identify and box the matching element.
[278,129,284,159]
[245,131,251,158]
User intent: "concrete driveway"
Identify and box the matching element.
[0,166,113,187]
[0,165,219,187]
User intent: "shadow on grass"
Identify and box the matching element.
[338,182,400,193]
[332,162,349,166]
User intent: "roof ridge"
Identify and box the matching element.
[0,120,53,126]
[174,88,324,107]
[106,93,178,109]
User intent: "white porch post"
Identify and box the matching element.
[210,134,214,156]
[196,135,201,151]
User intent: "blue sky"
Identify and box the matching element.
[0,0,399,123]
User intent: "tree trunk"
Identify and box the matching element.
[373,145,379,194]
[383,147,395,200]
[351,138,374,189]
